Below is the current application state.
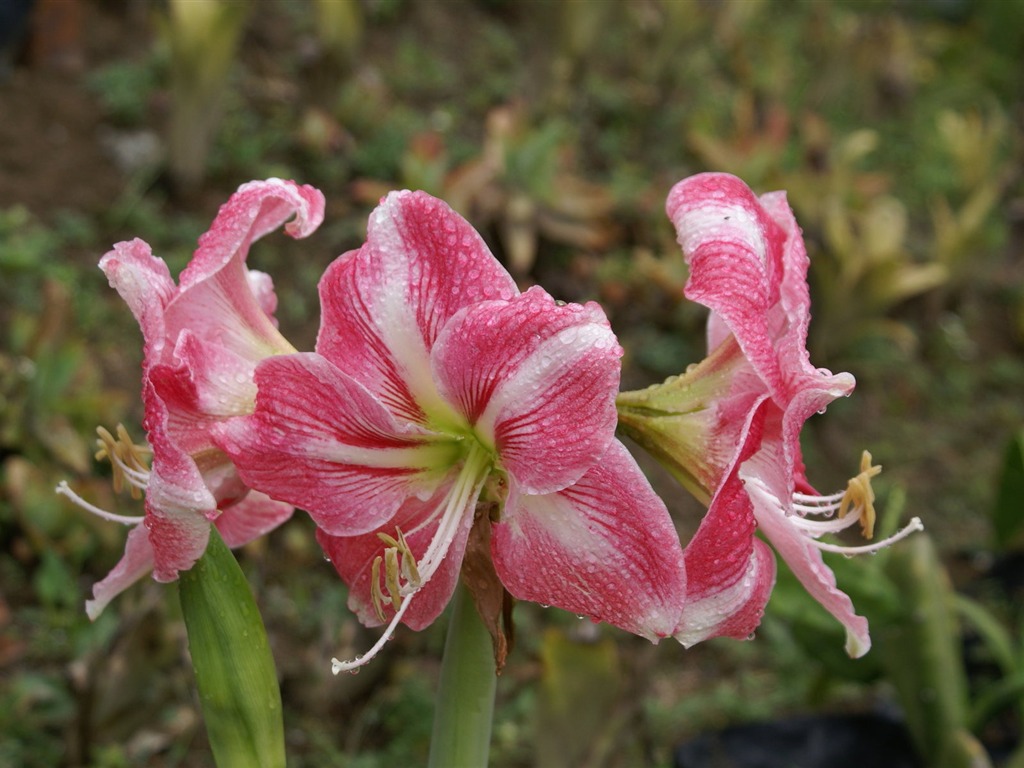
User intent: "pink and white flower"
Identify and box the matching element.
[216,190,688,670]
[618,173,921,657]
[58,179,325,618]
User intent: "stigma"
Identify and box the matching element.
[791,451,923,555]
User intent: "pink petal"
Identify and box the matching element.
[432,286,622,494]
[142,381,218,581]
[744,471,870,657]
[316,191,518,423]
[316,482,474,630]
[163,180,323,363]
[246,269,280,322]
[216,353,454,536]
[675,471,777,646]
[178,179,325,291]
[85,525,155,620]
[491,440,687,641]
[214,491,294,548]
[99,238,177,362]
[674,401,777,645]
[740,419,870,657]
[667,173,788,402]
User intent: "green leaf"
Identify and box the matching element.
[993,430,1024,550]
[178,528,284,768]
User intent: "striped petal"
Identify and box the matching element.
[667,172,788,401]
[316,190,518,424]
[491,441,687,641]
[433,286,622,495]
[214,491,295,549]
[216,353,458,536]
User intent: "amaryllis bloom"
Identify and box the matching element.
[618,173,921,657]
[58,179,325,618]
[216,190,688,670]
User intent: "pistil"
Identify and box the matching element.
[55,424,151,525]
[332,441,493,674]
[789,451,922,555]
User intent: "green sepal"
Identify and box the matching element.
[179,527,285,768]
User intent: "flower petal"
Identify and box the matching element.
[491,440,687,641]
[316,482,474,631]
[433,286,622,494]
[741,424,871,657]
[216,353,456,536]
[178,179,325,291]
[667,172,788,400]
[214,491,294,549]
[744,472,870,657]
[85,525,155,620]
[316,190,518,423]
[164,180,323,363]
[99,238,177,362]
[673,398,777,645]
[137,375,220,583]
[675,470,777,647]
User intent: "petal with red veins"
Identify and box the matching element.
[491,440,687,641]
[743,472,870,657]
[316,482,474,631]
[165,180,323,361]
[675,470,777,646]
[217,353,457,536]
[143,382,218,580]
[99,238,177,362]
[178,179,325,291]
[740,426,870,658]
[674,398,776,645]
[667,172,788,401]
[214,491,294,548]
[316,191,518,423]
[85,525,155,620]
[434,286,621,494]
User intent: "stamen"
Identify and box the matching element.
[837,451,882,538]
[55,481,146,525]
[384,547,402,608]
[95,425,152,498]
[789,450,922,556]
[332,442,493,674]
[370,556,386,622]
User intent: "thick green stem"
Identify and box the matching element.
[428,581,497,768]
[179,527,285,768]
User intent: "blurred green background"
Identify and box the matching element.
[1,1,1023,766]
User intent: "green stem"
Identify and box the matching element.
[179,527,285,768]
[428,581,497,768]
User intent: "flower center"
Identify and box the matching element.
[55,424,150,525]
[790,451,923,554]
[331,438,496,674]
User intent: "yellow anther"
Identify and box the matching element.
[95,424,151,498]
[384,547,402,609]
[396,529,420,586]
[370,556,387,622]
[838,450,882,539]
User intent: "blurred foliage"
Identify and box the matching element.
[2,0,1023,766]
